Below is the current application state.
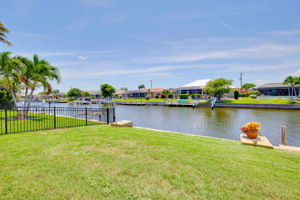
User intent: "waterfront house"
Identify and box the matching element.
[114,90,127,98]
[251,83,300,96]
[87,90,101,98]
[119,88,166,99]
[177,79,211,95]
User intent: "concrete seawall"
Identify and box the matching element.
[213,103,300,110]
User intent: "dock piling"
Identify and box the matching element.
[281,126,286,145]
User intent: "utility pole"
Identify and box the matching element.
[150,80,152,89]
[99,82,102,99]
[240,72,243,90]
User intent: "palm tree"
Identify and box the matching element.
[0,22,12,46]
[0,52,22,106]
[295,77,300,98]
[283,76,300,101]
[15,56,34,106]
[26,55,61,108]
[162,89,171,99]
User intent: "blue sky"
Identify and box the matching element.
[1,0,300,92]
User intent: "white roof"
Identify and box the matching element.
[179,79,211,89]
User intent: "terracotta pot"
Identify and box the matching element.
[246,131,258,139]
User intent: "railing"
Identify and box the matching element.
[0,107,115,135]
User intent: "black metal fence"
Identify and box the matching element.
[0,107,115,135]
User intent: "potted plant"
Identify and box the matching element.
[241,122,261,139]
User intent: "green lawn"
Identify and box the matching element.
[219,98,300,104]
[0,126,299,199]
[114,98,175,103]
[0,110,101,134]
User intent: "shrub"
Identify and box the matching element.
[168,93,174,99]
[67,88,82,98]
[234,90,239,100]
[0,88,14,108]
[249,95,257,99]
[191,94,201,99]
[180,94,189,99]
[248,91,260,95]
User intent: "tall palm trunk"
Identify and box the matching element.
[24,87,28,106]
[27,85,36,108]
[293,87,297,99]
[24,83,36,118]
[8,86,17,107]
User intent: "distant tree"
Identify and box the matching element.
[0,22,12,46]
[162,89,174,98]
[283,76,300,101]
[52,89,60,94]
[204,78,233,100]
[101,84,116,98]
[242,83,256,90]
[0,88,14,108]
[146,88,151,99]
[81,91,90,97]
[138,84,145,89]
[67,88,82,98]
[120,87,128,91]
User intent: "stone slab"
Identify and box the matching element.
[111,120,133,127]
[240,134,273,149]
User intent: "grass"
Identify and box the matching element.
[0,110,100,134]
[0,125,299,199]
[220,98,300,104]
[114,98,174,103]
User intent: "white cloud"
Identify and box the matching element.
[60,64,208,79]
[129,44,300,64]
[289,70,300,76]
[59,58,300,80]
[13,51,75,58]
[78,56,87,60]
[219,21,233,30]
[272,30,300,35]
[255,79,267,86]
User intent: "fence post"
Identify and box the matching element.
[106,108,109,124]
[5,109,8,134]
[53,107,57,129]
[281,126,286,145]
[85,107,88,126]
[113,107,116,122]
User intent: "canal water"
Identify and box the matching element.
[30,102,300,146]
[115,105,300,147]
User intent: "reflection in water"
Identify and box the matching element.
[115,105,300,147]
